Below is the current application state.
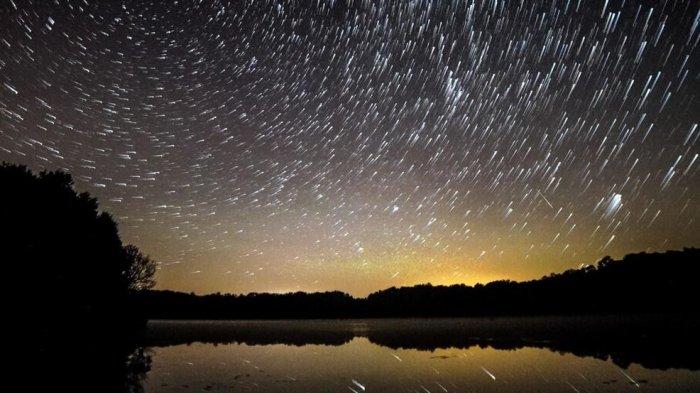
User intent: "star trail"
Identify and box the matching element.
[1,0,698,295]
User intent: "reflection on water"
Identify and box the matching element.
[141,317,699,393]
[144,338,698,393]
[33,335,152,393]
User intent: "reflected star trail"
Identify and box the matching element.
[0,0,698,295]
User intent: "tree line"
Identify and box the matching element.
[140,247,699,319]
[2,161,697,324]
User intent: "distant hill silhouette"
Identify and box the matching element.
[140,248,699,319]
[0,162,156,340]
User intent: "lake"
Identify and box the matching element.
[139,317,699,392]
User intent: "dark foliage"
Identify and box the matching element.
[366,247,699,317]
[142,290,360,319]
[34,333,152,393]
[0,162,156,338]
[139,247,699,319]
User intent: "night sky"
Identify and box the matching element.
[1,0,698,296]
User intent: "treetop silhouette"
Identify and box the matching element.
[1,162,156,335]
[140,247,699,319]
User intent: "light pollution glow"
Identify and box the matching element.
[0,0,698,296]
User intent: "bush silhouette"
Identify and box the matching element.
[0,162,155,336]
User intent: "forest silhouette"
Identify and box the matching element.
[1,163,155,393]
[2,161,697,323]
[2,161,698,322]
[141,247,699,319]
[1,162,156,337]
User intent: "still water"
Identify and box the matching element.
[141,318,699,392]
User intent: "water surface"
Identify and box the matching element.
[142,317,700,392]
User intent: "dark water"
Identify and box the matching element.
[139,317,699,393]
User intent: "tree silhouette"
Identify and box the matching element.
[0,162,156,336]
[123,244,157,292]
[138,248,699,319]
